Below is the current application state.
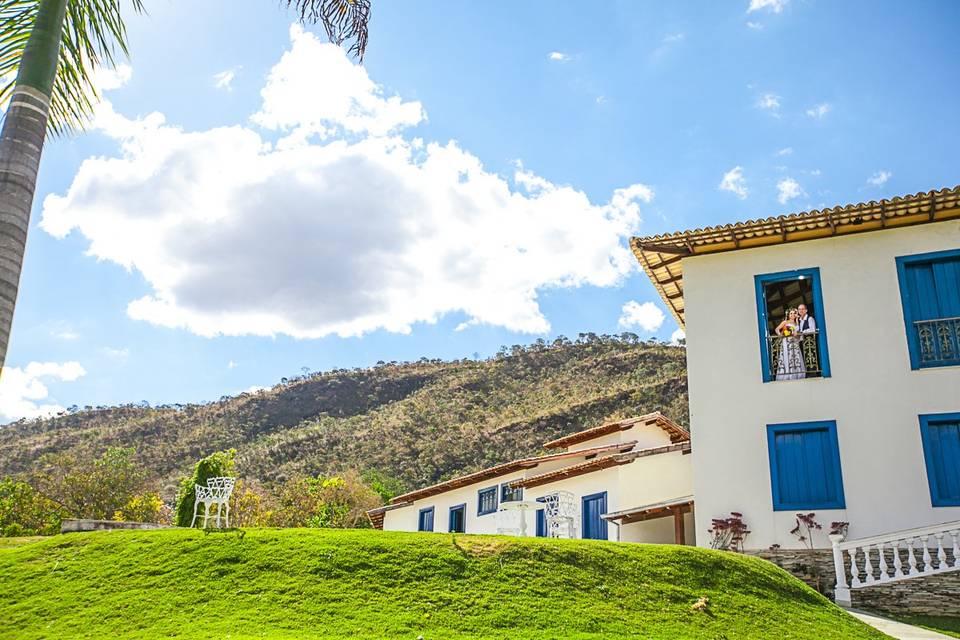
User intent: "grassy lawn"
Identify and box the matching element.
[0,528,887,639]
[893,615,960,638]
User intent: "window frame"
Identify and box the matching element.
[477,486,498,516]
[754,267,832,383]
[766,420,846,511]
[500,480,523,504]
[918,412,960,507]
[448,503,466,533]
[417,506,435,532]
[895,248,960,370]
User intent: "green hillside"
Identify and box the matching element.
[0,336,688,490]
[0,528,885,640]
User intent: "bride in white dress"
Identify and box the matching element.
[775,308,805,381]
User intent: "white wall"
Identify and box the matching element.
[620,512,695,545]
[683,221,960,550]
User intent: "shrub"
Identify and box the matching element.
[228,479,274,528]
[0,478,65,536]
[270,470,383,529]
[790,513,822,550]
[174,450,236,527]
[708,512,750,552]
[29,447,159,522]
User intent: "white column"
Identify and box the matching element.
[829,534,851,606]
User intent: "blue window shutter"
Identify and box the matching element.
[768,421,845,510]
[920,414,960,506]
[896,250,960,369]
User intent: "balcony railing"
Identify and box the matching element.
[766,331,821,380]
[916,317,960,366]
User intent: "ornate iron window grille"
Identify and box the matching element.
[915,317,960,366]
[766,331,822,379]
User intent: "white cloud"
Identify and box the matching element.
[719,166,749,199]
[50,323,79,340]
[805,102,831,119]
[548,51,571,62]
[41,25,652,339]
[94,64,133,92]
[670,328,685,345]
[0,361,86,422]
[245,385,268,394]
[618,301,665,332]
[867,170,892,187]
[746,21,764,29]
[776,147,793,156]
[228,360,238,369]
[104,347,130,360]
[213,66,241,91]
[756,93,781,114]
[652,33,685,58]
[776,177,805,205]
[748,0,788,13]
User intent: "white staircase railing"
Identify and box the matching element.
[831,520,960,606]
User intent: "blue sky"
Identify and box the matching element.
[2,0,959,420]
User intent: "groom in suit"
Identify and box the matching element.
[797,304,816,334]
[797,303,817,376]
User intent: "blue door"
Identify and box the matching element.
[582,492,608,540]
[535,497,546,537]
[448,504,466,533]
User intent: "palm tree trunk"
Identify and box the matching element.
[0,0,67,372]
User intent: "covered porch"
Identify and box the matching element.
[603,495,695,545]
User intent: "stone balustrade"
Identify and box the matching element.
[831,520,960,606]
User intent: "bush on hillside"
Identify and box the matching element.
[29,447,161,522]
[227,479,274,528]
[174,449,236,527]
[0,478,65,536]
[269,470,382,528]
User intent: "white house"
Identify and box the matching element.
[631,186,960,554]
[368,412,696,545]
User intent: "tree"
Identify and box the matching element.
[0,477,65,535]
[270,470,382,529]
[29,446,160,521]
[0,0,371,372]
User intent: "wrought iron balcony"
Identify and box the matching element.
[915,317,960,366]
[766,331,821,380]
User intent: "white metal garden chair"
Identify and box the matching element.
[190,477,236,528]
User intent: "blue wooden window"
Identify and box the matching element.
[535,497,547,537]
[581,492,608,540]
[501,482,523,503]
[766,421,845,511]
[448,504,466,533]
[919,412,960,507]
[477,486,498,516]
[418,506,435,532]
[895,249,960,369]
[754,268,831,383]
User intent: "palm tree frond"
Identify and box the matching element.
[285,0,370,61]
[0,0,144,136]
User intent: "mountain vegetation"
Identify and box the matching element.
[0,528,885,639]
[0,335,688,498]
